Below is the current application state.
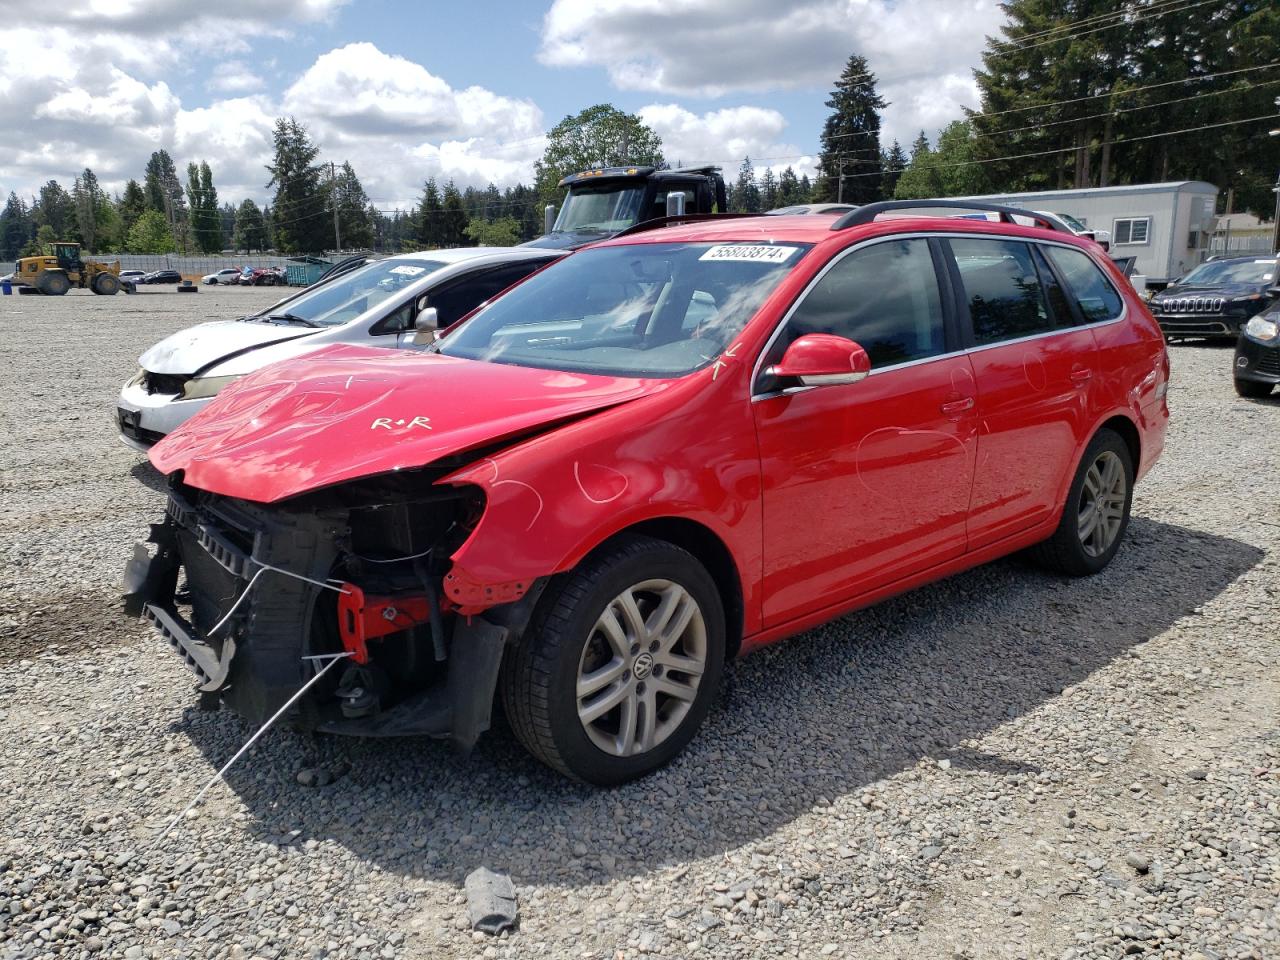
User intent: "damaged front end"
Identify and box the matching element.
[124,472,537,749]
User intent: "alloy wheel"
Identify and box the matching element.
[576,578,707,758]
[1077,450,1126,557]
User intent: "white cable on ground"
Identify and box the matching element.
[145,651,353,851]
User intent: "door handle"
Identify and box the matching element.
[940,397,974,415]
[1070,367,1093,385]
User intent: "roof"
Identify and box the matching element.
[593,212,1101,252]
[390,247,555,263]
[955,181,1218,202]
[557,164,720,187]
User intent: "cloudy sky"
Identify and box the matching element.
[0,0,1009,211]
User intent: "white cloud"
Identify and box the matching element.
[639,104,815,175]
[208,61,265,94]
[280,43,546,206]
[540,0,1007,147]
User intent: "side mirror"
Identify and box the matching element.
[665,192,686,217]
[544,204,557,236]
[413,306,439,345]
[766,333,870,387]
[1267,286,1280,297]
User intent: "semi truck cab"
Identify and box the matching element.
[526,165,727,250]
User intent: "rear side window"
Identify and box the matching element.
[786,238,945,369]
[950,238,1054,345]
[1045,246,1124,323]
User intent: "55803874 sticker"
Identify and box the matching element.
[699,245,801,264]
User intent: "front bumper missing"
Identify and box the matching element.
[123,488,513,750]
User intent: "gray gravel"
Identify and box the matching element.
[1,290,1277,960]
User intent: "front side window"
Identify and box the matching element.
[1113,217,1150,245]
[950,238,1054,345]
[783,238,945,368]
[1045,246,1124,322]
[440,241,809,377]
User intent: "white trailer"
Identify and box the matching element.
[955,181,1219,284]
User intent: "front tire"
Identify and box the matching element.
[1031,429,1134,577]
[91,273,120,295]
[1235,377,1273,399]
[502,535,725,785]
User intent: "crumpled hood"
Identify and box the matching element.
[139,319,314,375]
[149,344,662,502]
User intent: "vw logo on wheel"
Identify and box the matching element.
[632,652,654,680]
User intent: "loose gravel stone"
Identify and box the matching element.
[0,295,1277,960]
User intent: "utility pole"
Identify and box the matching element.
[329,161,342,254]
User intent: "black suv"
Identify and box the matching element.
[1149,255,1279,340]
[1234,299,1280,398]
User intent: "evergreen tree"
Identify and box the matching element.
[127,210,174,254]
[534,104,664,203]
[72,168,105,251]
[777,167,803,207]
[266,117,328,253]
[798,174,813,202]
[233,199,268,253]
[815,54,886,204]
[416,178,444,248]
[893,137,941,199]
[186,161,222,254]
[731,157,761,213]
[881,140,908,198]
[333,161,373,250]
[24,224,56,257]
[219,202,237,250]
[759,168,779,210]
[119,180,148,237]
[0,193,33,261]
[441,181,468,247]
[35,181,75,239]
[144,150,186,245]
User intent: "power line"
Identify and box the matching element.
[827,112,1280,181]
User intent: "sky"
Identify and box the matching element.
[0,0,1010,212]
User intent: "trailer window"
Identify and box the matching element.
[1113,217,1150,245]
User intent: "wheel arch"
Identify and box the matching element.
[616,517,745,660]
[1099,414,1140,471]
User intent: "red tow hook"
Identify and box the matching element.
[336,582,433,664]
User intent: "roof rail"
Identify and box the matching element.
[608,213,760,239]
[830,199,1074,234]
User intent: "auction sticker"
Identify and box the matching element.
[700,245,799,264]
[389,265,427,276]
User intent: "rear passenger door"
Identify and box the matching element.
[944,237,1099,549]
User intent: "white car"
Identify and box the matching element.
[117,248,563,451]
[202,268,243,285]
[1035,211,1111,248]
[120,270,146,283]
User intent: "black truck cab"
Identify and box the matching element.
[526,165,727,250]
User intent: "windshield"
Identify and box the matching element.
[257,257,446,327]
[552,184,645,234]
[439,241,810,378]
[1052,212,1088,232]
[1179,259,1276,286]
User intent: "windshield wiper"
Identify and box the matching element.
[264,312,319,327]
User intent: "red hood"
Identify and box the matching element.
[149,345,662,502]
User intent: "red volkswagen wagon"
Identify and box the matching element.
[125,201,1169,783]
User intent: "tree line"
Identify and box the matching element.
[2,0,1275,262]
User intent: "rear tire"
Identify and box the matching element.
[91,273,120,296]
[36,271,70,296]
[1031,428,1134,577]
[501,535,725,785]
[1235,377,1273,399]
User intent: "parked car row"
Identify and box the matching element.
[201,266,287,286]
[120,200,1171,784]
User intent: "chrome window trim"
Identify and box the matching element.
[750,230,1128,401]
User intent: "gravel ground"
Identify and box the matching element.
[1,288,1276,960]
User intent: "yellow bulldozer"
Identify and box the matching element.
[14,242,122,295]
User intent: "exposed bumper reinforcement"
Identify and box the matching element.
[143,602,236,692]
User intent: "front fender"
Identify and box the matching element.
[437,377,764,633]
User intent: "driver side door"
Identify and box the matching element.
[751,237,978,628]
